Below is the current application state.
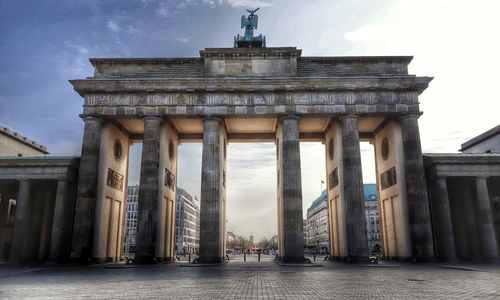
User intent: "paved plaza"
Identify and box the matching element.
[1,258,499,299]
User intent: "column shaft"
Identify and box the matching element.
[71,116,102,261]
[279,116,305,262]
[0,189,12,260]
[475,177,499,260]
[9,180,30,262]
[340,115,368,260]
[400,115,434,260]
[136,116,162,263]
[199,118,224,263]
[429,177,457,261]
[49,180,71,261]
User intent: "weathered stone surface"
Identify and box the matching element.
[8,180,30,262]
[429,177,457,261]
[135,116,162,263]
[400,115,434,260]
[277,116,305,262]
[49,180,72,261]
[339,115,369,260]
[475,177,499,260]
[71,116,102,261]
[198,117,226,263]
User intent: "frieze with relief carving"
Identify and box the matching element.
[84,91,418,107]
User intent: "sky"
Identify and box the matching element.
[1,0,500,241]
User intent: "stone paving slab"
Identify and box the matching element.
[0,261,499,299]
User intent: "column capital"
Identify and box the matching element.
[202,116,222,123]
[279,115,300,121]
[79,115,102,123]
[475,175,490,180]
[338,114,359,121]
[398,113,423,121]
[142,114,163,122]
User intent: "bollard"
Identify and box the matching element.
[314,253,316,262]
[244,252,246,262]
[258,253,261,262]
[188,253,191,262]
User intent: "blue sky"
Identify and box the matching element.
[1,0,500,240]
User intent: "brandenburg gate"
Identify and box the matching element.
[67,11,434,263]
[69,50,435,263]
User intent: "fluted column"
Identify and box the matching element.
[475,176,499,260]
[340,115,368,260]
[49,179,71,261]
[199,117,224,263]
[429,177,457,261]
[135,115,162,263]
[9,180,31,262]
[277,115,305,262]
[71,116,102,261]
[399,114,434,260]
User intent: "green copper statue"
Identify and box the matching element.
[234,8,266,48]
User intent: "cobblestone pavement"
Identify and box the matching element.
[1,260,499,299]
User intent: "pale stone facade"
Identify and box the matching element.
[0,126,48,157]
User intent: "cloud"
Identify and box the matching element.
[126,25,140,34]
[176,37,190,43]
[107,20,120,32]
[225,0,272,8]
[153,0,272,17]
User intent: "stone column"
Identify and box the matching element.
[475,176,499,260]
[339,115,368,260]
[49,179,71,261]
[38,187,56,261]
[9,180,31,262]
[198,117,224,263]
[71,116,102,261]
[135,115,162,263]
[278,116,305,262]
[0,187,13,260]
[429,177,457,261]
[399,114,434,260]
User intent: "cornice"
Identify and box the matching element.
[69,76,432,96]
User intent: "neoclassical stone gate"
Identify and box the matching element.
[70,46,435,263]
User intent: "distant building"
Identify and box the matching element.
[124,185,139,256]
[306,190,329,254]
[303,219,308,248]
[226,231,238,247]
[269,235,278,249]
[364,184,381,253]
[175,188,200,255]
[0,126,48,156]
[306,184,380,255]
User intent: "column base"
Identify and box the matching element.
[133,255,161,264]
[196,256,225,264]
[327,255,371,263]
[279,255,308,263]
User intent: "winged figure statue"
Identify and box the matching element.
[234,8,266,48]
